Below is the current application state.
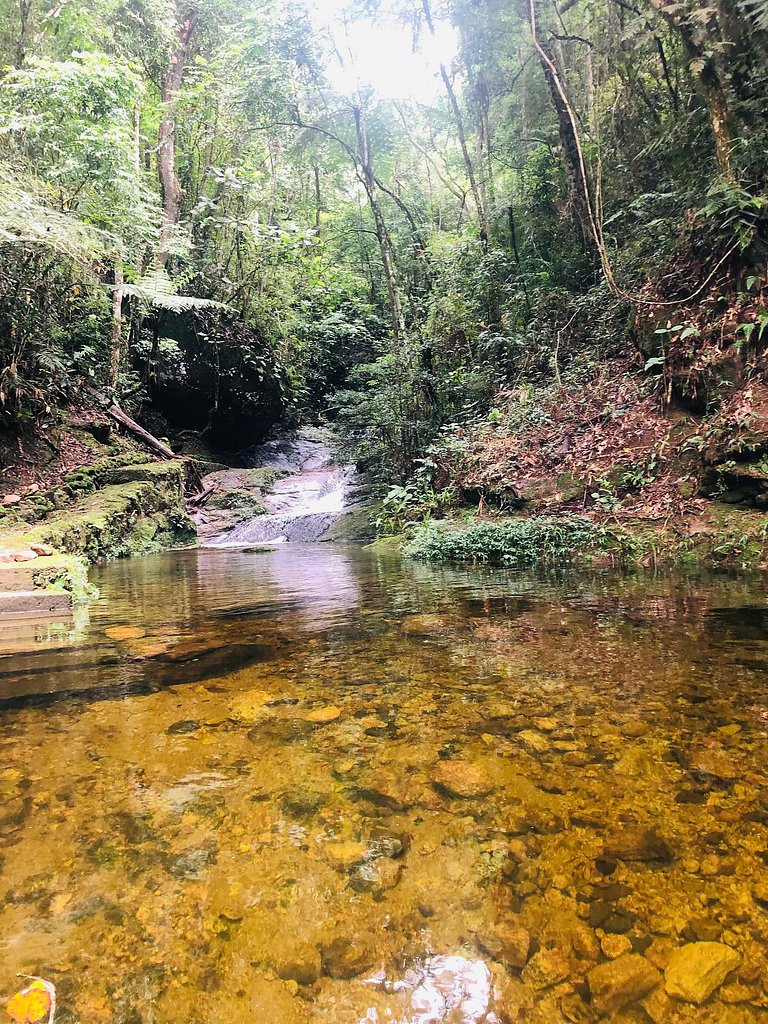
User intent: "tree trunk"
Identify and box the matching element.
[421,0,488,244]
[535,27,597,255]
[109,259,124,389]
[645,0,733,176]
[352,105,407,347]
[16,0,32,66]
[313,165,322,230]
[157,8,198,263]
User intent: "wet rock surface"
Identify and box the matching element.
[664,941,741,1004]
[0,547,768,1022]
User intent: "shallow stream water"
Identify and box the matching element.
[1,547,768,1022]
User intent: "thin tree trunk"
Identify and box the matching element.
[16,0,32,66]
[157,8,198,263]
[313,165,322,230]
[421,0,488,243]
[352,105,407,346]
[133,104,141,173]
[109,260,124,389]
[535,27,597,255]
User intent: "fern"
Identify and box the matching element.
[119,266,230,312]
[0,164,110,261]
[740,0,768,29]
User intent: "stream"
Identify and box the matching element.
[207,430,356,546]
[0,542,768,1020]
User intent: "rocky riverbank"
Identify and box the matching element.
[0,438,198,611]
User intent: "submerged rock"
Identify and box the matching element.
[105,625,147,641]
[229,689,274,723]
[602,827,673,864]
[400,614,447,636]
[690,747,739,782]
[517,730,550,754]
[323,841,369,872]
[520,948,569,990]
[349,858,402,896]
[600,933,633,959]
[320,935,378,979]
[166,719,201,735]
[588,954,660,1014]
[302,705,341,724]
[477,918,531,970]
[273,944,322,986]
[281,788,328,819]
[664,941,741,1004]
[431,761,495,799]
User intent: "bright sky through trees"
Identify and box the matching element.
[309,0,457,102]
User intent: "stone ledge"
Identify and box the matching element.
[0,589,72,618]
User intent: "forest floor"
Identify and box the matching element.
[424,356,768,568]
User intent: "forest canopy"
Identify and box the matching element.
[0,0,766,472]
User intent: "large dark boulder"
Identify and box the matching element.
[143,310,288,450]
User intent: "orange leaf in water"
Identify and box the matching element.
[6,980,51,1023]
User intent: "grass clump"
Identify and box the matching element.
[406,516,640,567]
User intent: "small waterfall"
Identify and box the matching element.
[207,430,354,546]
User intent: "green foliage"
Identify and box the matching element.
[406,517,640,566]
[120,267,229,312]
[699,180,768,252]
[0,53,154,246]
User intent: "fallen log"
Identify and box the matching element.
[84,386,175,460]
[189,482,217,506]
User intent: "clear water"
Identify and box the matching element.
[0,546,767,1023]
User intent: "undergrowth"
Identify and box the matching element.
[405,516,643,567]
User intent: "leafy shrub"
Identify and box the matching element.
[406,517,639,566]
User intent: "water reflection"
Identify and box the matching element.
[0,550,767,1022]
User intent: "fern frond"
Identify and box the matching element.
[0,164,113,261]
[739,0,768,29]
[119,266,229,312]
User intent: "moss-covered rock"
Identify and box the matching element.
[31,464,195,561]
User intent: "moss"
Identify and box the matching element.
[208,488,268,516]
[322,503,381,542]
[28,466,192,562]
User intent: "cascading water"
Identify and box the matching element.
[206,429,355,546]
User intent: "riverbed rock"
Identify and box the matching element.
[664,941,741,1004]
[281,788,328,819]
[520,948,569,989]
[349,858,402,895]
[588,954,660,1015]
[478,918,531,970]
[600,933,633,959]
[518,730,550,754]
[431,761,495,799]
[323,841,369,872]
[105,625,147,641]
[302,705,341,724]
[229,689,274,723]
[602,827,673,864]
[320,935,378,979]
[273,943,322,986]
[400,614,447,636]
[166,719,201,735]
[690,747,739,782]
